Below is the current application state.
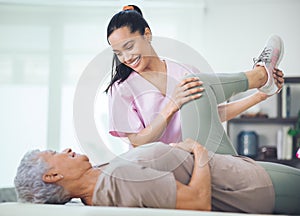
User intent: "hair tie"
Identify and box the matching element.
[122,5,134,11]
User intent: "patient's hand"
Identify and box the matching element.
[170,138,198,153]
[171,139,208,166]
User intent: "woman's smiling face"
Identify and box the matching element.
[40,148,91,181]
[108,26,153,73]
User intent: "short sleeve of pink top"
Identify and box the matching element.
[108,59,199,144]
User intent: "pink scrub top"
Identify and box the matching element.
[108,59,200,144]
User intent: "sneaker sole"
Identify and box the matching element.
[275,35,284,68]
[259,35,284,95]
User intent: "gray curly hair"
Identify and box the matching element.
[14,150,71,204]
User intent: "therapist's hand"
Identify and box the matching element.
[169,77,204,113]
[256,68,284,101]
[274,68,284,93]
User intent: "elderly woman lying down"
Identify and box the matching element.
[14,138,300,214]
[14,72,300,214]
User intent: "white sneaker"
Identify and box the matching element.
[253,35,284,95]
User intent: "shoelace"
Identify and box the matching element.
[253,47,272,66]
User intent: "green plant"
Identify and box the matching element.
[288,110,300,137]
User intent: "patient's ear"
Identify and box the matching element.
[42,172,64,183]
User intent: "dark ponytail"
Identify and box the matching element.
[105,5,150,93]
[123,5,143,17]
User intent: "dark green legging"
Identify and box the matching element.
[181,72,248,155]
[181,72,300,214]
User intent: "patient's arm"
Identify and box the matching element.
[218,91,268,122]
[172,139,211,211]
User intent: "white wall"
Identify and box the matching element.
[0,0,299,188]
[199,0,300,75]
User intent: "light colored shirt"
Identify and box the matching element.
[108,59,200,144]
[92,142,275,213]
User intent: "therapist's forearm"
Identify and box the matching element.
[127,77,203,147]
[127,102,177,147]
[218,92,267,122]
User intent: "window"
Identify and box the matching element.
[0,1,205,187]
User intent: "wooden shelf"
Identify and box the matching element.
[284,77,300,83]
[229,117,297,124]
[227,77,300,168]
